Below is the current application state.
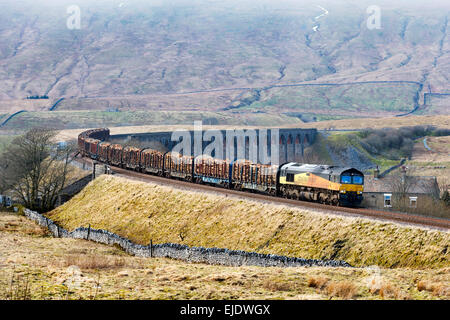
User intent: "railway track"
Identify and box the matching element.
[78,157,450,230]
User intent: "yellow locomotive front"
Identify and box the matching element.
[336,169,364,206]
[278,163,364,207]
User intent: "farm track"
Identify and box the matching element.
[78,157,450,230]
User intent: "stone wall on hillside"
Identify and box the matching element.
[24,209,351,269]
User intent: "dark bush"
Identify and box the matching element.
[358,125,449,160]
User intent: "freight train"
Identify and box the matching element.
[78,128,364,206]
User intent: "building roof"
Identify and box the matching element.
[364,175,439,195]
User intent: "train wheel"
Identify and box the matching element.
[332,198,339,206]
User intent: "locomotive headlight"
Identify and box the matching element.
[357,191,363,194]
[340,190,346,194]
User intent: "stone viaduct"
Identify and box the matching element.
[109,128,317,164]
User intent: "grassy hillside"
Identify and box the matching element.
[292,115,450,130]
[48,175,450,269]
[238,83,421,117]
[1,110,302,131]
[50,115,450,144]
[0,0,449,123]
[2,211,449,300]
[303,125,450,173]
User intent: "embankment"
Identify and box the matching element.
[25,209,350,268]
[47,175,450,269]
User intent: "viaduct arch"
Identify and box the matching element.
[109,128,317,164]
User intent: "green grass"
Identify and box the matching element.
[310,131,398,172]
[2,111,302,131]
[239,83,420,116]
[304,134,333,163]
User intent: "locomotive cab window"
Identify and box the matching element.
[340,175,352,184]
[352,176,364,185]
[286,173,295,182]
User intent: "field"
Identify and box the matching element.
[0,110,303,134]
[411,136,450,163]
[293,115,450,130]
[235,83,421,118]
[1,211,449,300]
[48,175,450,270]
[1,0,449,301]
[406,136,450,188]
[419,95,450,115]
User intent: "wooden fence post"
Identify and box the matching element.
[87,224,91,240]
[150,239,153,258]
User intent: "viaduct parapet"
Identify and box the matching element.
[109,128,317,164]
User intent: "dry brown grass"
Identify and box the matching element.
[0,211,448,300]
[262,278,298,292]
[309,277,357,299]
[62,254,127,270]
[326,281,357,299]
[0,216,49,236]
[411,136,450,163]
[294,115,450,130]
[417,280,450,298]
[48,175,450,269]
[207,274,233,282]
[307,276,329,290]
[379,283,401,299]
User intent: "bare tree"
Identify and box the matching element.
[438,177,450,207]
[300,146,328,165]
[386,166,445,216]
[0,128,76,212]
[387,166,419,212]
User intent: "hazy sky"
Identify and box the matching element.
[2,0,450,8]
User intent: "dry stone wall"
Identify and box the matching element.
[24,209,351,268]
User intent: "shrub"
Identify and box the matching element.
[63,254,126,270]
[326,281,357,299]
[357,125,448,160]
[263,278,298,292]
[307,276,329,290]
[379,283,400,299]
[417,280,449,298]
